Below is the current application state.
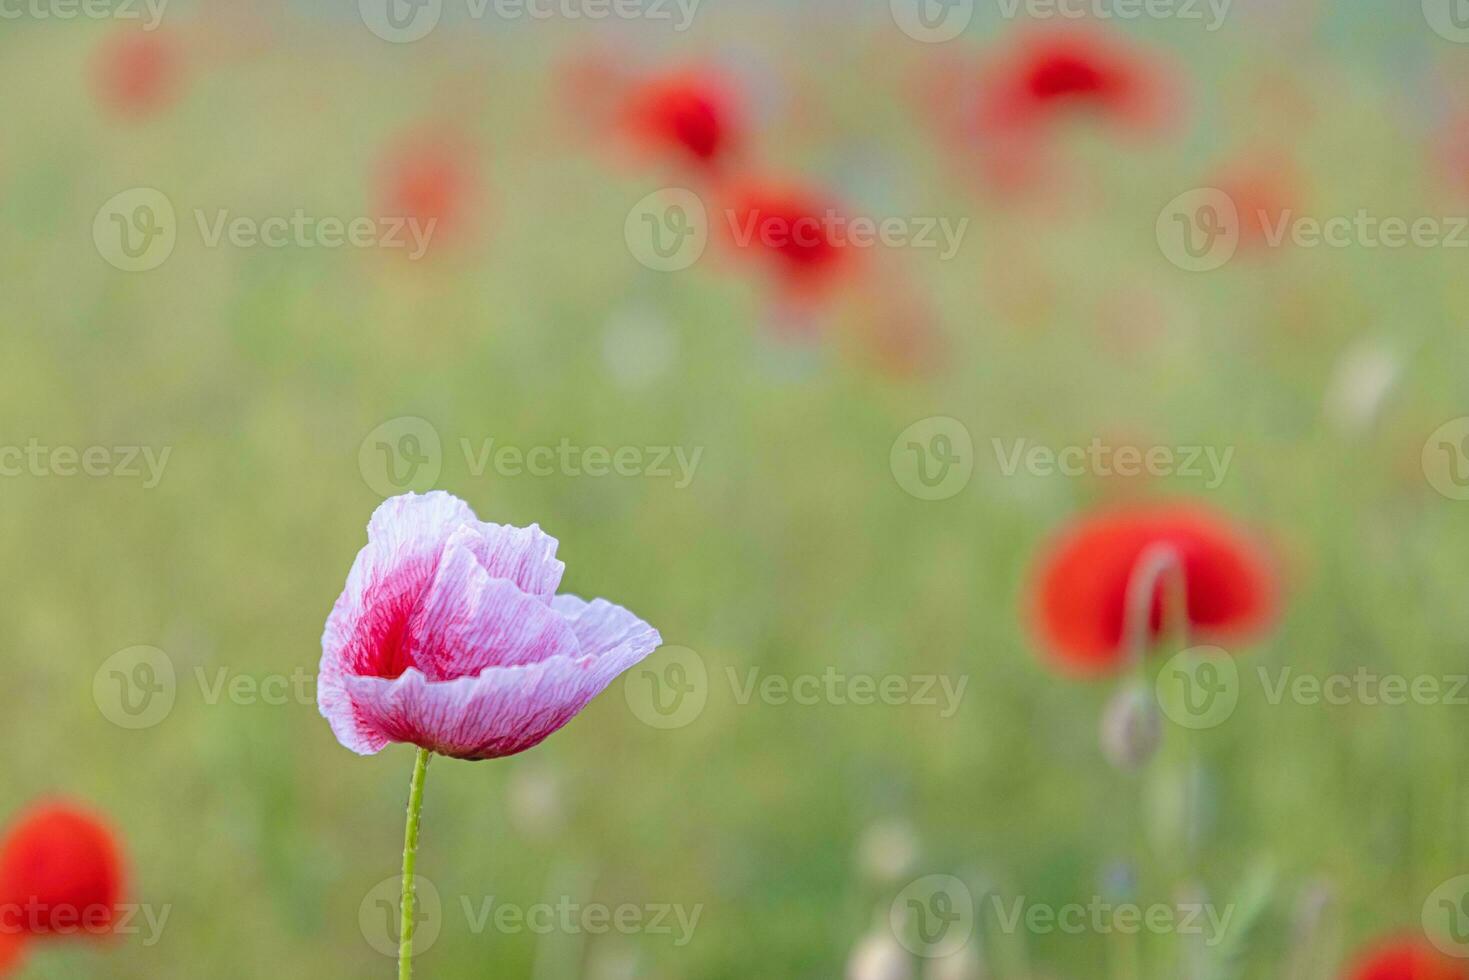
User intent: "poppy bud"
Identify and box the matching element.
[847,929,913,980]
[1099,681,1161,770]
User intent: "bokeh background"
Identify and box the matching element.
[4,0,1469,976]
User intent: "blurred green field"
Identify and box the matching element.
[5,3,1469,978]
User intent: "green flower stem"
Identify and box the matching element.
[400,747,432,980]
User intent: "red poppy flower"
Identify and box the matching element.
[0,931,20,975]
[1213,160,1298,252]
[621,69,741,175]
[376,127,482,253]
[1028,504,1277,674]
[720,178,853,303]
[92,31,182,119]
[850,273,945,377]
[981,30,1169,134]
[0,801,125,956]
[558,48,634,140]
[1346,937,1468,980]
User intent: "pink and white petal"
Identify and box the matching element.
[343,657,629,760]
[551,594,662,660]
[409,538,582,679]
[318,665,391,755]
[449,522,565,601]
[321,491,475,679]
[365,491,476,556]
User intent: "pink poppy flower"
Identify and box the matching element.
[317,492,661,761]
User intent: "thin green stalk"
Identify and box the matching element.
[400,747,432,980]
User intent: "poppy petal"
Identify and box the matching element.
[342,621,659,761]
[408,536,581,680]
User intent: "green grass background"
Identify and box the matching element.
[3,2,1469,976]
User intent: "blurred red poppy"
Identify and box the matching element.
[375,127,482,252]
[1028,504,1277,674]
[621,69,742,175]
[980,29,1170,134]
[558,47,634,140]
[850,273,946,377]
[1213,160,1298,252]
[0,932,20,975]
[0,801,125,963]
[720,178,854,305]
[92,31,182,119]
[1346,937,1468,980]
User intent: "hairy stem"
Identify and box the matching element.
[400,747,432,980]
